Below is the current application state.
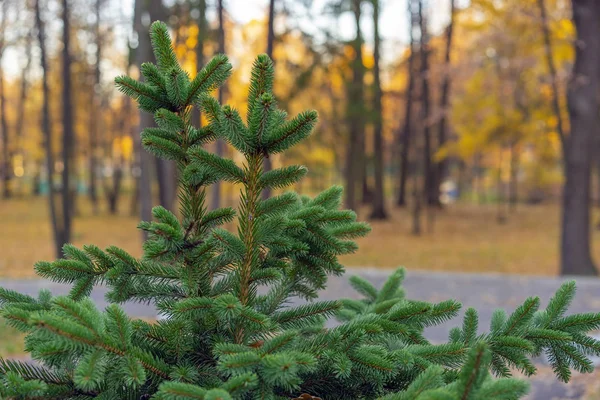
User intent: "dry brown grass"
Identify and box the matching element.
[0,197,142,279]
[0,318,25,357]
[342,202,600,276]
[2,196,600,278]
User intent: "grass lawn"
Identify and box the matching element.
[2,196,600,278]
[0,318,25,358]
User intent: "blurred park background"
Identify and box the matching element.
[2,0,600,282]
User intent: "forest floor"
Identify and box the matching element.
[2,196,600,278]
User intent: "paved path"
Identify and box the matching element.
[3,269,600,399]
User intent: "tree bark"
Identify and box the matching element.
[262,0,276,200]
[496,150,507,224]
[14,28,33,196]
[0,63,9,199]
[211,0,227,210]
[397,0,417,207]
[133,0,158,237]
[418,0,432,208]
[152,0,176,213]
[538,0,566,148]
[369,0,387,219]
[508,142,519,211]
[559,0,598,275]
[0,0,9,199]
[35,0,63,257]
[192,0,207,129]
[60,0,75,252]
[432,0,455,207]
[344,0,364,211]
[88,0,102,213]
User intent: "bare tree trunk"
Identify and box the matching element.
[411,143,422,236]
[344,0,364,211]
[156,160,176,211]
[369,0,387,219]
[0,64,9,199]
[418,0,432,208]
[60,0,75,251]
[212,0,226,210]
[133,0,157,236]
[538,0,567,148]
[14,29,33,197]
[35,0,62,257]
[508,142,519,211]
[0,0,10,200]
[104,97,126,214]
[397,0,417,207]
[88,0,103,214]
[153,1,176,213]
[432,0,455,207]
[496,150,507,224]
[262,0,276,200]
[192,0,207,129]
[560,0,598,275]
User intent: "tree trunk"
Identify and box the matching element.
[509,142,519,211]
[369,0,387,219]
[344,0,364,211]
[35,0,62,257]
[60,0,75,251]
[418,0,432,207]
[88,0,102,213]
[496,150,507,224]
[152,1,176,213]
[192,0,207,129]
[14,29,33,197]
[432,0,455,207]
[560,0,598,275]
[133,0,158,236]
[0,0,9,200]
[411,148,422,236]
[397,0,417,207]
[0,64,9,199]
[212,0,226,210]
[262,0,276,200]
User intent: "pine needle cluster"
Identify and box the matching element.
[1,21,599,399]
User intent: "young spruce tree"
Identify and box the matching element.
[1,22,600,399]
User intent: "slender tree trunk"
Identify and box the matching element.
[0,65,9,199]
[496,150,507,224]
[418,0,432,212]
[212,0,226,210]
[560,0,598,275]
[538,0,566,148]
[411,142,422,236]
[397,0,417,207]
[104,98,126,215]
[153,1,176,213]
[192,0,207,129]
[35,0,62,257]
[89,0,102,213]
[344,0,364,211]
[0,0,9,200]
[262,0,276,200]
[14,29,33,197]
[508,142,519,211]
[432,0,455,207]
[60,0,75,251]
[369,0,387,219]
[133,0,157,237]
